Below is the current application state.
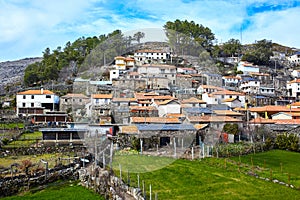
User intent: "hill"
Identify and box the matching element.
[0,57,42,95]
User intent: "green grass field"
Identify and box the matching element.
[2,181,105,200]
[114,151,300,199]
[0,123,24,129]
[229,149,300,187]
[113,154,176,173]
[4,131,42,148]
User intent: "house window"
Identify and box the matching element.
[23,95,26,99]
[79,99,82,102]
[46,95,51,99]
[161,69,165,73]
[65,99,68,102]
[221,95,224,98]
[31,95,34,99]
[31,103,34,107]
[229,95,232,98]
[22,103,25,107]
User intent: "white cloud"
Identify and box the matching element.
[0,0,300,61]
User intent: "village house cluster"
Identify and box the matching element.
[14,48,300,149]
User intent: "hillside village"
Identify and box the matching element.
[3,44,300,152]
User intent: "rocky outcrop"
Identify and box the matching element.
[0,57,42,95]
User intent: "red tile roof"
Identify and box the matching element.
[131,117,180,123]
[130,106,157,111]
[61,93,88,98]
[214,110,244,116]
[248,105,300,112]
[188,116,242,123]
[181,97,205,104]
[92,94,113,99]
[211,90,244,96]
[288,79,300,84]
[18,90,54,95]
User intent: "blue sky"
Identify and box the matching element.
[1,0,300,61]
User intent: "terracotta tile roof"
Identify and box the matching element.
[166,113,185,118]
[188,116,242,123]
[194,124,209,130]
[176,74,192,78]
[288,79,300,84]
[181,97,205,104]
[234,107,247,111]
[211,90,244,96]
[199,85,225,91]
[125,57,135,61]
[274,119,300,124]
[291,102,300,106]
[128,72,140,76]
[155,99,178,105]
[222,76,241,80]
[92,94,113,99]
[131,117,180,123]
[18,89,54,95]
[115,56,125,60]
[249,117,275,124]
[138,100,152,104]
[61,93,88,98]
[214,110,244,116]
[130,106,157,111]
[222,98,239,102]
[112,98,137,102]
[120,126,138,134]
[134,92,175,101]
[248,105,300,112]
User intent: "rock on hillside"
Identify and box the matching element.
[0,57,42,95]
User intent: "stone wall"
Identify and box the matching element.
[0,164,79,198]
[79,165,144,200]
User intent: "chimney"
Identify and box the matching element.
[41,86,44,94]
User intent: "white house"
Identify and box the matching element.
[222,98,242,108]
[222,76,241,87]
[239,77,260,94]
[110,69,120,81]
[237,61,259,74]
[16,89,59,116]
[134,49,169,62]
[153,99,181,117]
[291,69,300,78]
[202,89,245,105]
[287,78,300,98]
[259,86,275,95]
[137,64,176,75]
[177,68,197,74]
[197,85,224,94]
[287,52,300,65]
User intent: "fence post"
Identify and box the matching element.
[137,173,140,188]
[150,184,152,200]
[191,146,194,160]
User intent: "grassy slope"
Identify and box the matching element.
[2,181,105,200]
[230,149,300,187]
[114,153,300,200]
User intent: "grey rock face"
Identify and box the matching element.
[0,57,42,95]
